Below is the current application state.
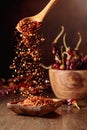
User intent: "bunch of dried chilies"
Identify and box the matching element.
[41,26,87,71]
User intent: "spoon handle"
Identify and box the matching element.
[30,0,58,22]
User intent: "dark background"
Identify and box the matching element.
[0,0,87,78]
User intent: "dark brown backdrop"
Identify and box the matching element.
[0,0,87,78]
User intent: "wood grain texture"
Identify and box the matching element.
[0,94,87,130]
[49,69,87,99]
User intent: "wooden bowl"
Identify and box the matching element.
[49,69,87,99]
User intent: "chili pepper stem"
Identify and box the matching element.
[55,56,61,63]
[53,26,64,44]
[74,32,82,50]
[59,51,65,69]
[40,63,51,69]
[62,51,71,60]
[72,101,80,110]
[63,33,71,51]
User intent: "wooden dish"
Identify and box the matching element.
[7,98,64,116]
[49,69,87,99]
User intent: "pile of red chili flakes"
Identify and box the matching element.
[18,96,54,107]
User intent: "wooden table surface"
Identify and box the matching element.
[0,93,87,130]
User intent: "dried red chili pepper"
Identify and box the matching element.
[58,46,65,70]
[78,55,87,69]
[52,26,64,65]
[63,32,82,70]
[67,99,80,110]
[52,26,64,54]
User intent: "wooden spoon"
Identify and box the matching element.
[16,0,58,33]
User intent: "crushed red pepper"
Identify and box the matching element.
[18,96,54,106]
